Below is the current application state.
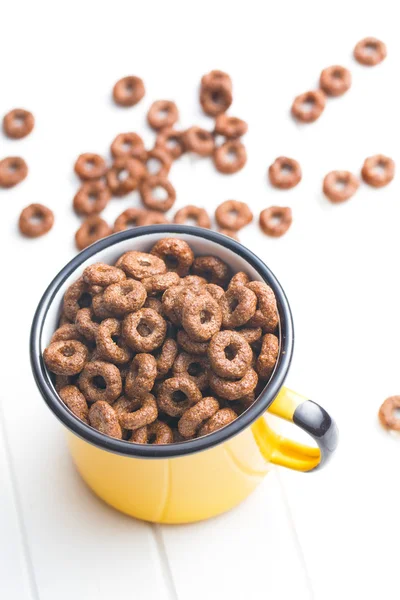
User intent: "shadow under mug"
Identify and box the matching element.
[30,225,338,524]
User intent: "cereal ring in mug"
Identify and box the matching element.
[91,293,114,320]
[214,114,248,139]
[173,205,211,228]
[3,108,34,139]
[119,393,158,430]
[0,157,28,187]
[256,333,279,379]
[74,153,107,180]
[361,155,395,188]
[113,208,147,232]
[141,272,181,296]
[78,361,122,404]
[200,82,232,117]
[156,128,185,160]
[173,352,210,391]
[183,127,215,156]
[125,354,157,398]
[139,175,176,212]
[157,376,202,417]
[154,338,178,378]
[354,37,387,66]
[259,206,292,238]
[213,140,247,174]
[208,331,253,378]
[107,157,146,196]
[89,401,122,439]
[291,90,326,123]
[113,76,145,107]
[59,385,89,423]
[110,132,146,160]
[63,277,94,321]
[19,204,54,238]
[51,324,86,344]
[122,308,167,352]
[215,200,253,231]
[198,408,237,436]
[268,157,302,190]
[103,279,147,316]
[116,250,166,279]
[323,171,359,203]
[182,294,222,342]
[177,330,209,356]
[151,238,194,276]
[83,263,125,288]
[143,147,172,178]
[319,66,352,97]
[229,272,250,288]
[178,397,220,439]
[237,327,262,345]
[209,368,258,401]
[75,307,99,341]
[130,420,173,444]
[247,281,279,332]
[378,396,400,431]
[144,297,163,314]
[44,340,89,376]
[73,180,111,216]
[192,256,231,287]
[75,216,112,251]
[205,283,224,302]
[147,100,179,130]
[96,319,132,364]
[220,285,257,328]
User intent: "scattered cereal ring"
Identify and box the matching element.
[141,272,181,296]
[157,376,202,417]
[198,408,237,436]
[247,281,279,332]
[259,206,292,238]
[78,360,122,403]
[177,330,209,355]
[200,81,232,116]
[89,401,122,438]
[139,175,176,212]
[107,157,146,196]
[110,132,146,160]
[151,238,194,276]
[103,279,147,315]
[209,368,258,401]
[182,293,222,342]
[0,157,28,187]
[73,180,111,216]
[323,171,359,203]
[213,140,247,174]
[155,338,178,378]
[201,70,232,91]
[75,216,112,250]
[208,331,252,378]
[192,256,231,287]
[291,90,326,123]
[214,114,247,139]
[44,340,89,376]
[51,324,86,344]
[143,147,172,178]
[220,285,257,328]
[75,307,99,341]
[138,210,170,226]
[319,66,352,97]
[147,100,179,130]
[156,127,185,160]
[3,108,34,139]
[19,204,54,238]
[119,393,158,430]
[96,319,132,364]
[183,126,215,156]
[178,397,220,438]
[113,208,148,232]
[354,37,387,66]
[113,76,145,107]
[125,353,157,398]
[256,333,279,379]
[268,157,302,190]
[378,396,400,431]
[173,352,210,390]
[361,155,395,188]
[130,420,173,444]
[173,205,211,228]
[122,308,167,352]
[59,385,89,423]
[74,153,107,180]
[215,200,253,231]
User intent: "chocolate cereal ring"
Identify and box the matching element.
[209,368,258,401]
[3,109,34,139]
[156,128,185,160]
[319,66,352,97]
[178,397,220,439]
[103,279,147,316]
[113,208,147,232]
[323,171,359,203]
[192,256,231,287]
[122,308,167,352]
[116,250,166,279]
[173,352,210,391]
[213,140,247,174]
[96,319,132,364]
[119,393,158,430]
[139,175,176,212]
[354,37,387,66]
[63,277,94,321]
[59,385,89,423]
[183,127,215,156]
[89,401,122,438]
[19,204,54,238]
[157,376,202,417]
[125,354,157,398]
[361,155,395,188]
[75,216,112,251]
[107,157,146,196]
[141,272,181,296]
[44,340,89,376]
[237,327,262,345]
[182,294,222,342]
[220,285,257,328]
[78,360,122,403]
[291,90,326,123]
[229,272,250,288]
[0,157,28,187]
[151,238,194,276]
[205,284,224,302]
[268,157,302,190]
[201,70,232,91]
[173,205,211,228]
[73,180,111,216]
[214,114,248,139]
[83,263,125,287]
[247,281,279,332]
[75,307,99,341]
[181,275,207,288]
[143,147,172,178]
[200,83,232,117]
[161,286,186,325]
[177,330,208,356]
[130,420,173,444]
[208,331,252,378]
[74,153,107,181]
[113,76,145,107]
[91,293,114,320]
[144,297,163,314]
[215,200,253,231]
[51,324,86,344]
[259,206,292,238]
[112,395,141,417]
[155,338,178,378]
[147,100,179,130]
[378,396,400,431]
[198,408,237,436]
[256,334,279,379]
[110,132,146,160]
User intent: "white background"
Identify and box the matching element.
[1,1,399,598]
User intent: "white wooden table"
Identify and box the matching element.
[1,2,399,598]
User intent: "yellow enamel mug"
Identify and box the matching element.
[30,226,338,524]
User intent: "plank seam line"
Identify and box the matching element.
[152,524,179,600]
[0,402,40,600]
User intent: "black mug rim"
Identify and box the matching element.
[30,225,294,459]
